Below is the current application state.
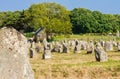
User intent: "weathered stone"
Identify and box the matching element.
[62,43,69,53]
[52,42,62,52]
[105,41,113,51]
[117,42,120,51]
[0,27,34,79]
[42,49,51,59]
[42,43,52,59]
[94,43,108,62]
[29,42,37,58]
[112,41,117,46]
[29,48,37,58]
[35,42,41,53]
[52,42,58,52]
[75,39,79,45]
[69,40,76,50]
[30,48,33,58]
[100,40,105,47]
[44,43,52,51]
[86,41,94,54]
[116,30,120,38]
[74,45,81,53]
[81,41,87,50]
[43,49,51,59]
[58,44,63,53]
[43,38,48,47]
[31,41,35,49]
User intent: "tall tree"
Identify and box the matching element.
[0,12,7,28]
[70,8,119,34]
[70,8,96,34]
[26,2,72,34]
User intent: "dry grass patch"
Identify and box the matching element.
[30,50,120,79]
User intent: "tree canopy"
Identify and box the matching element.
[25,2,72,34]
[70,8,120,34]
[0,2,120,35]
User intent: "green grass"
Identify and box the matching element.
[28,34,120,79]
[24,32,34,37]
[53,34,116,41]
[30,50,120,79]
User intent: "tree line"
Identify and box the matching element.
[0,2,120,35]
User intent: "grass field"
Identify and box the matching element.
[30,50,120,79]
[53,34,116,41]
[29,34,120,79]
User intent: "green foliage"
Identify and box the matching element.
[70,8,120,34]
[2,11,21,27]
[24,32,34,37]
[53,34,116,41]
[0,3,120,35]
[0,12,7,28]
[26,2,72,34]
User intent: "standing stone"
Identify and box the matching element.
[116,30,120,38]
[43,38,48,47]
[117,42,120,51]
[104,41,113,51]
[31,41,35,49]
[58,44,63,53]
[42,43,51,59]
[74,40,81,53]
[62,43,69,53]
[69,40,75,50]
[29,42,37,58]
[52,42,60,52]
[81,41,87,50]
[74,45,81,53]
[0,27,34,79]
[42,49,51,59]
[112,41,117,47]
[34,42,41,53]
[94,43,108,62]
[86,41,94,54]
[100,40,105,47]
[29,48,37,58]
[30,48,34,58]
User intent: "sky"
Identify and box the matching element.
[0,0,119,14]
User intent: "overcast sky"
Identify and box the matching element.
[0,0,119,14]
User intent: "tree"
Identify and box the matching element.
[70,8,96,34]
[26,2,72,35]
[70,8,120,34]
[2,11,21,27]
[114,14,120,32]
[0,12,7,28]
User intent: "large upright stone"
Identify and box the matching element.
[29,42,37,58]
[74,45,81,53]
[81,41,87,50]
[0,27,34,79]
[86,41,94,54]
[117,42,120,51]
[74,40,81,53]
[69,40,75,50]
[43,43,51,59]
[62,43,69,53]
[116,30,120,38]
[52,42,60,52]
[94,43,108,62]
[105,41,113,51]
[100,40,105,47]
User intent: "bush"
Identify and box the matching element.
[24,32,34,37]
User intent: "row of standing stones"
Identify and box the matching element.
[29,34,120,63]
[0,27,120,79]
